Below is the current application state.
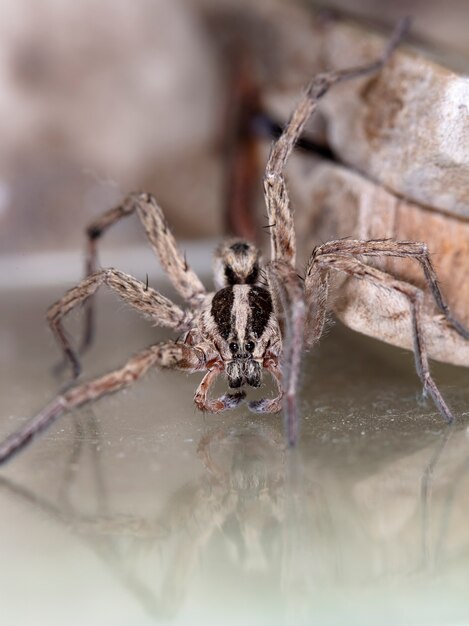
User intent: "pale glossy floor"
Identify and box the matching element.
[1,284,469,626]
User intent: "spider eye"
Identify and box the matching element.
[245,341,255,353]
[229,342,239,353]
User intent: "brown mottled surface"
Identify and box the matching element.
[289,160,469,365]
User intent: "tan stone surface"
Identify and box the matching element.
[221,0,469,218]
[319,21,469,218]
[288,157,469,365]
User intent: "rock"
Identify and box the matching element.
[209,0,469,218]
[288,155,469,365]
[318,20,469,218]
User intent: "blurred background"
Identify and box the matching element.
[0,0,468,265]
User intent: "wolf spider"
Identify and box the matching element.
[0,18,467,463]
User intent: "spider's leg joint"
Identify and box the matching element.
[87,225,102,240]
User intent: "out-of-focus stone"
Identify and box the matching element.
[0,0,221,253]
[318,20,469,218]
[288,155,469,365]
[0,0,218,182]
[204,0,469,218]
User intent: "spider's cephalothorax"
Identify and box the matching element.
[194,238,282,407]
[207,284,276,389]
[207,239,281,395]
[2,18,468,464]
[211,239,267,381]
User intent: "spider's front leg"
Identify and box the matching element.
[83,192,206,348]
[260,20,409,444]
[0,342,205,465]
[48,268,192,378]
[263,18,409,267]
[266,262,305,445]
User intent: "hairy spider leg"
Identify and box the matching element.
[0,342,205,465]
[83,192,206,349]
[265,262,305,444]
[48,268,193,378]
[263,17,410,265]
[306,253,456,422]
[261,18,410,443]
[306,239,469,340]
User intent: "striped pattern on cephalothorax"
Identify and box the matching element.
[200,284,280,389]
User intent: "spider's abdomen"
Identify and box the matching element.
[213,239,261,289]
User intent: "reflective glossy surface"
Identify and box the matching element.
[1,286,469,625]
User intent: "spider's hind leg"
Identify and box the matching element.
[309,238,469,341]
[306,252,456,423]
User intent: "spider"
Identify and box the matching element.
[1,18,468,464]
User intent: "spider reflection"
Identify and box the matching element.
[1,418,468,621]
